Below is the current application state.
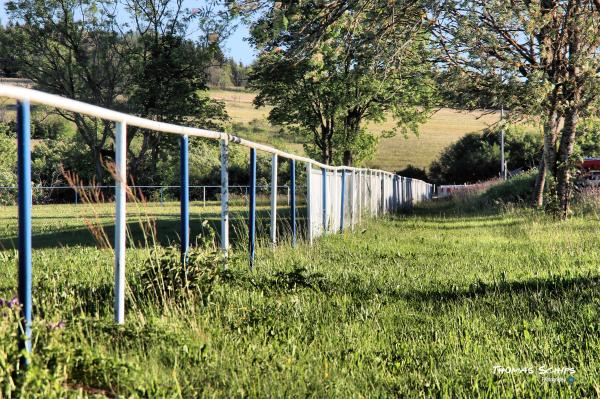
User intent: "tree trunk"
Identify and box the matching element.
[92,145,104,183]
[343,150,353,167]
[544,111,560,177]
[556,106,579,219]
[531,108,560,207]
[532,155,546,207]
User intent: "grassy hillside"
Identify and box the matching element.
[0,201,597,396]
[210,89,503,171]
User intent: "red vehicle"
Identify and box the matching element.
[581,158,600,187]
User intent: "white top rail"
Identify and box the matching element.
[0,84,420,179]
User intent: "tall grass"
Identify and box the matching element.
[0,192,598,396]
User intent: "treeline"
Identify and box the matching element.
[207,57,251,89]
[399,120,600,186]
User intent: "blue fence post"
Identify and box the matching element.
[220,139,229,262]
[305,162,312,245]
[340,169,346,232]
[180,135,189,263]
[270,154,278,247]
[290,159,296,247]
[114,121,127,324]
[322,168,327,233]
[248,149,257,269]
[17,100,32,366]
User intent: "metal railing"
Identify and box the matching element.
[0,84,434,363]
[0,185,291,206]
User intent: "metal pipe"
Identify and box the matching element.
[340,169,346,232]
[0,84,410,175]
[180,135,189,263]
[322,168,327,232]
[290,159,296,247]
[306,162,312,245]
[220,139,229,260]
[114,121,127,324]
[17,100,32,365]
[248,148,257,270]
[270,154,278,247]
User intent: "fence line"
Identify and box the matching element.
[0,185,292,206]
[0,84,434,365]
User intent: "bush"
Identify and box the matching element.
[440,170,539,213]
[477,169,537,205]
[396,164,428,181]
[429,126,541,185]
[0,124,16,204]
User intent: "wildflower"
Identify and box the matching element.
[49,320,66,330]
[7,297,19,309]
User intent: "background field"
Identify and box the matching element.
[210,89,504,171]
[1,89,504,173]
[0,201,598,396]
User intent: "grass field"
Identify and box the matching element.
[0,200,598,396]
[210,89,504,171]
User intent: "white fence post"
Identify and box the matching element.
[358,170,362,224]
[306,162,313,245]
[350,170,355,230]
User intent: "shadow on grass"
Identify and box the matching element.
[400,273,600,305]
[0,207,309,250]
[220,264,600,312]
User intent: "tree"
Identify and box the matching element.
[5,0,129,182]
[4,0,230,183]
[245,0,436,166]
[118,0,229,184]
[435,0,600,217]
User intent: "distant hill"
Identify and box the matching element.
[209,88,503,172]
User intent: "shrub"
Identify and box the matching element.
[429,126,541,185]
[478,169,538,205]
[0,124,17,204]
[396,164,428,181]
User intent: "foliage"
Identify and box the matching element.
[435,0,600,215]
[0,124,16,204]
[122,0,230,183]
[248,0,436,166]
[395,165,428,181]
[429,127,541,184]
[477,170,539,208]
[3,0,231,184]
[574,119,600,158]
[32,137,94,185]
[207,57,250,88]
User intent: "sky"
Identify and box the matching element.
[0,1,257,66]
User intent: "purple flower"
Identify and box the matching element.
[7,297,19,309]
[0,298,5,307]
[49,320,66,330]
